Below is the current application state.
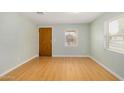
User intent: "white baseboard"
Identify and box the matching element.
[0,55,39,77]
[89,56,124,81]
[52,55,89,57]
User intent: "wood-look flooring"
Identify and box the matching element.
[2,57,119,81]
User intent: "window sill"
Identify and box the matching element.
[106,47,124,55]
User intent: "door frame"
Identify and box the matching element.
[39,26,53,56]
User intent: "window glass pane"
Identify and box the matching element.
[65,30,78,47]
[108,17,124,50]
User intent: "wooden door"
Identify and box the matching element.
[39,28,52,56]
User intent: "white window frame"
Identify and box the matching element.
[64,29,78,47]
[104,15,124,54]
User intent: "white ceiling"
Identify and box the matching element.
[20,12,103,25]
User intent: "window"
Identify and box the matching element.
[65,30,78,47]
[105,15,124,54]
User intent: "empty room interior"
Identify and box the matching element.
[0,12,124,81]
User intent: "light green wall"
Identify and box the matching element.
[39,24,90,56]
[90,13,124,80]
[0,13,38,75]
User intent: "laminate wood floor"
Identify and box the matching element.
[3,57,119,81]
